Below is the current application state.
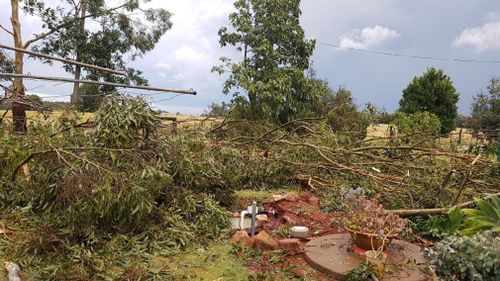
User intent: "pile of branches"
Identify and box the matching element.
[207,114,499,211]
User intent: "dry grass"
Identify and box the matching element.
[366,124,485,146]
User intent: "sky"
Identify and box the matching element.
[1,0,499,115]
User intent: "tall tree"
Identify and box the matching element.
[213,0,316,123]
[471,77,500,137]
[399,67,459,134]
[3,0,172,132]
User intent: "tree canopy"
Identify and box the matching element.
[77,84,104,112]
[471,77,500,137]
[213,0,316,123]
[25,0,172,101]
[399,67,459,134]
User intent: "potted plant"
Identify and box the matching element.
[339,188,406,251]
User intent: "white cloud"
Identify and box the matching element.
[174,45,209,62]
[32,92,70,102]
[453,21,500,52]
[338,25,400,50]
[154,62,172,70]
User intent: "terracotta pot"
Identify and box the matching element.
[346,229,397,250]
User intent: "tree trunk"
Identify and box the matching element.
[71,0,87,106]
[10,0,27,133]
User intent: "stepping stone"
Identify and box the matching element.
[304,233,432,281]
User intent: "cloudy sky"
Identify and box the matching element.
[1,0,499,114]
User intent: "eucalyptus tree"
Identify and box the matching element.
[3,0,172,132]
[213,0,316,123]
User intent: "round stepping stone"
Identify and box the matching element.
[304,233,431,281]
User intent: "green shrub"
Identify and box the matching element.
[461,196,500,235]
[408,207,463,240]
[391,111,441,144]
[426,234,500,281]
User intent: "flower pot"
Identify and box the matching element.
[347,229,396,250]
[365,250,387,278]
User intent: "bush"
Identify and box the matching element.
[391,111,441,144]
[426,233,500,281]
[399,67,459,134]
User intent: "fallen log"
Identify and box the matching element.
[386,192,500,217]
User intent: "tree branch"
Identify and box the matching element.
[0,23,13,36]
[23,3,127,48]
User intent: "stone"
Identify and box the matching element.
[272,195,287,203]
[304,234,431,281]
[308,196,320,206]
[278,238,301,251]
[253,230,278,250]
[231,230,254,248]
[285,193,299,202]
[256,214,269,227]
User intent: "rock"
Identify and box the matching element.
[308,196,320,206]
[272,195,287,202]
[253,230,278,250]
[231,230,254,248]
[256,214,269,227]
[285,193,299,202]
[278,238,301,251]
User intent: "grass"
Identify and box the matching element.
[166,243,251,280]
[235,187,300,202]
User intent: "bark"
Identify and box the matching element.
[71,0,87,105]
[10,0,27,133]
[387,192,500,217]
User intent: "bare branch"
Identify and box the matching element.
[0,23,13,36]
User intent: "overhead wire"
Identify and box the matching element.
[317,41,500,64]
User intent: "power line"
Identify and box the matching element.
[317,41,500,64]
[0,73,197,95]
[154,94,184,103]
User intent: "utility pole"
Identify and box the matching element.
[71,0,87,105]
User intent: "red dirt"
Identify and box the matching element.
[262,192,341,236]
[241,192,342,280]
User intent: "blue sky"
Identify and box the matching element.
[1,0,499,114]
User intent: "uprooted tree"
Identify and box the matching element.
[213,0,317,123]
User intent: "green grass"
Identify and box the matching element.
[167,243,251,280]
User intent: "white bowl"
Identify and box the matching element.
[290,226,310,238]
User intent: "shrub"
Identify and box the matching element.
[339,188,406,235]
[461,196,500,235]
[391,111,441,142]
[426,233,500,281]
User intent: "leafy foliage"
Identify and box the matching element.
[391,111,441,144]
[204,101,232,117]
[399,67,459,134]
[345,262,377,281]
[0,49,14,78]
[471,77,500,138]
[26,0,173,85]
[77,84,104,112]
[92,94,160,148]
[426,233,500,281]
[339,188,406,235]
[461,195,500,235]
[213,0,317,123]
[408,207,464,240]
